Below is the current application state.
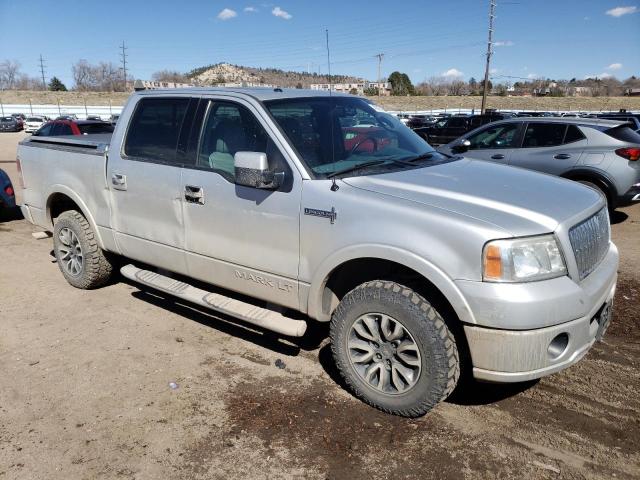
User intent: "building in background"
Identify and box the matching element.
[310,81,391,96]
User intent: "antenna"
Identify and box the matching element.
[481,0,496,114]
[38,54,46,90]
[325,29,332,95]
[120,41,128,91]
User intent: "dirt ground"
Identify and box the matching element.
[0,131,638,480]
[2,89,640,112]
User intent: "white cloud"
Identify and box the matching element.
[244,6,258,12]
[583,16,590,20]
[605,6,637,17]
[607,63,623,70]
[217,8,237,20]
[493,40,514,47]
[527,73,539,79]
[442,68,463,78]
[490,68,499,74]
[272,6,292,19]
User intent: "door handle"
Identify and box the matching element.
[554,153,571,160]
[184,185,204,204]
[111,173,127,190]
[491,154,505,160]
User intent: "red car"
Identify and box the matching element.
[34,119,114,137]
[343,126,392,153]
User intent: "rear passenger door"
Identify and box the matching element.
[508,123,585,175]
[107,96,195,275]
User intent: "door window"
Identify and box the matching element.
[36,123,53,136]
[522,123,567,148]
[59,123,73,135]
[197,102,274,182]
[563,125,585,144]
[467,123,519,149]
[124,97,190,163]
[447,117,467,128]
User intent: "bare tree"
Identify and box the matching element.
[72,60,123,91]
[151,70,189,84]
[0,60,21,89]
[448,79,467,96]
[72,59,95,91]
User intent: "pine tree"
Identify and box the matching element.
[48,77,67,91]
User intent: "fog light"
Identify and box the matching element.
[548,333,569,359]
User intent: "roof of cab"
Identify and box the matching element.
[134,86,353,101]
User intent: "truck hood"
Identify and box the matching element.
[343,158,603,236]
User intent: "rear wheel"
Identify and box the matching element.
[53,210,114,289]
[330,281,459,417]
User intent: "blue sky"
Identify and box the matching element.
[0,0,638,87]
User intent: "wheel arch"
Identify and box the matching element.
[307,245,475,326]
[46,186,104,249]
[562,168,618,206]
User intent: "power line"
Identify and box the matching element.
[481,0,496,114]
[120,41,128,91]
[38,54,46,90]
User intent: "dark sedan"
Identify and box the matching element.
[0,116,22,132]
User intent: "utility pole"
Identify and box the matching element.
[375,53,384,97]
[481,0,496,114]
[38,54,46,90]
[120,41,128,91]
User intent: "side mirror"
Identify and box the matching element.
[451,139,471,154]
[234,151,282,190]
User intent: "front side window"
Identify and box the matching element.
[264,97,449,179]
[467,123,519,150]
[124,97,189,163]
[198,101,274,182]
[522,123,567,148]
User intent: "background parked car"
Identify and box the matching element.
[438,117,640,210]
[34,119,115,136]
[414,113,515,145]
[108,114,120,126]
[0,168,16,211]
[24,116,47,133]
[0,116,22,132]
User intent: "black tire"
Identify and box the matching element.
[330,281,459,417]
[53,210,114,289]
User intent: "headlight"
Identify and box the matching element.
[482,234,567,282]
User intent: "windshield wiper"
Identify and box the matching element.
[326,160,388,179]
[400,152,438,163]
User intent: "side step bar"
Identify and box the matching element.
[121,264,308,337]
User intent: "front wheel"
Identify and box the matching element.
[53,210,114,289]
[330,281,460,417]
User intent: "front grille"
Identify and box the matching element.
[569,208,610,280]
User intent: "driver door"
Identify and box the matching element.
[462,121,523,165]
[181,98,302,309]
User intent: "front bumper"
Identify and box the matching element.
[458,244,618,382]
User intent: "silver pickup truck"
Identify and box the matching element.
[17,88,618,417]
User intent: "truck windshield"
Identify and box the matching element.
[264,96,451,179]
